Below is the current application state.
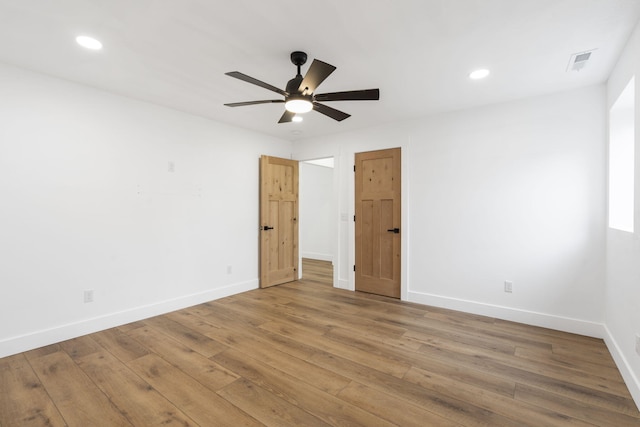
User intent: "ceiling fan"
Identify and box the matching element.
[224,51,379,123]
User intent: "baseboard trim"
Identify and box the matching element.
[0,279,258,359]
[603,325,640,410]
[301,252,333,262]
[406,290,605,338]
[336,279,351,290]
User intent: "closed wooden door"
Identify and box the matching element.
[259,155,299,288]
[355,148,401,298]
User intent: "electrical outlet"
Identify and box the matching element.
[504,281,513,293]
[635,334,640,356]
[168,161,175,172]
[227,265,232,275]
[84,289,94,303]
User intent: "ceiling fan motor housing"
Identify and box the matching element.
[290,51,308,67]
[286,75,304,94]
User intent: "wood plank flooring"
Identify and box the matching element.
[1,258,638,426]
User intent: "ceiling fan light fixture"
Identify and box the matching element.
[285,98,313,114]
[224,51,379,123]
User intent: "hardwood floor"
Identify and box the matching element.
[1,259,638,426]
[301,258,333,285]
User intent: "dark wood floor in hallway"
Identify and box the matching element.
[1,258,638,426]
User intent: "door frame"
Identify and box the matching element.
[293,143,408,300]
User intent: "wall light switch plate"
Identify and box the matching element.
[504,281,513,293]
[635,334,640,356]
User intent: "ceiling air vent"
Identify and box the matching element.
[567,49,596,72]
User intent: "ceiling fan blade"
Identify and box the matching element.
[298,59,336,95]
[278,110,295,123]
[314,89,380,102]
[225,71,287,96]
[224,100,284,107]
[313,102,351,121]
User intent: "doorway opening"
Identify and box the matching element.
[299,157,335,285]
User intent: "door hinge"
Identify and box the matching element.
[353,265,356,272]
[353,215,356,222]
[353,165,356,172]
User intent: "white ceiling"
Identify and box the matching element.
[1,0,639,141]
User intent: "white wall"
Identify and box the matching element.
[299,162,334,262]
[605,20,640,406]
[0,63,291,357]
[294,85,606,336]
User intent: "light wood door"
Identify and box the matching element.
[355,148,401,298]
[259,155,299,288]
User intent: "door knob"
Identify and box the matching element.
[387,228,400,234]
[261,225,274,230]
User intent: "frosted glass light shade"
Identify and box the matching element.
[285,99,312,113]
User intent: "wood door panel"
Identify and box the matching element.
[355,148,401,298]
[380,198,394,280]
[362,157,394,194]
[268,200,280,269]
[361,200,374,277]
[280,200,295,269]
[260,156,299,288]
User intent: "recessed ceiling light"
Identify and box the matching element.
[292,116,303,123]
[76,35,103,50]
[469,69,490,80]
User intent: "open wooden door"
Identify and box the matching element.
[355,148,401,298]
[259,155,299,288]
